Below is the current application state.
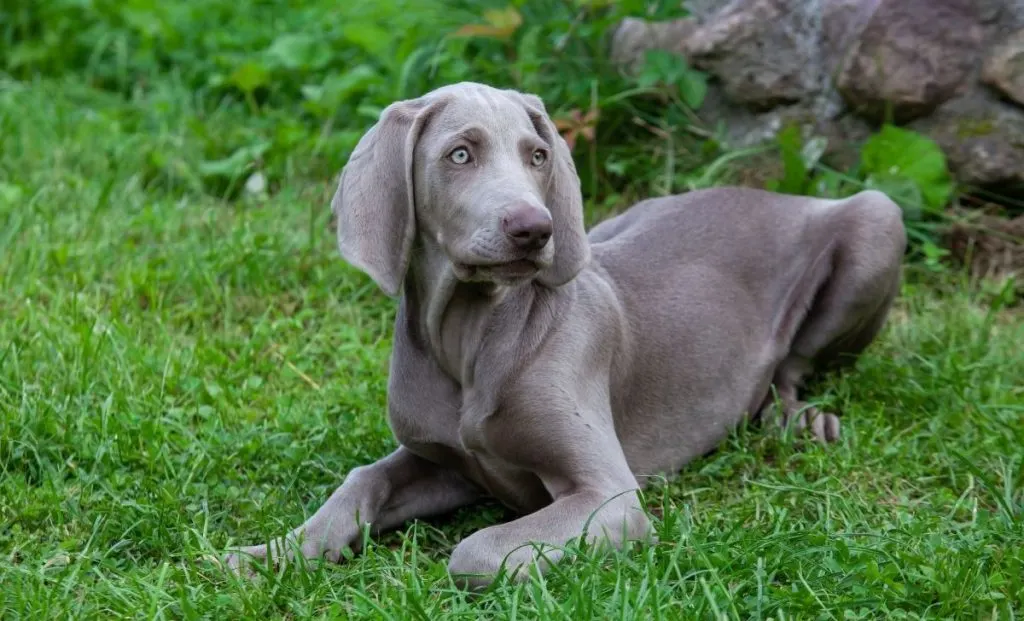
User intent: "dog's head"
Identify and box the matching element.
[331,82,590,295]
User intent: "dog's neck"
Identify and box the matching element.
[402,243,549,385]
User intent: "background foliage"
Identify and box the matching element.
[1,1,1021,619]
[1,0,954,228]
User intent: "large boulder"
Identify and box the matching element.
[821,0,881,71]
[982,30,1024,107]
[908,89,1024,188]
[834,0,985,122]
[610,17,698,73]
[677,0,822,109]
[612,0,871,110]
[608,0,1024,198]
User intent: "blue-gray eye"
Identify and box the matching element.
[531,149,547,167]
[449,147,470,164]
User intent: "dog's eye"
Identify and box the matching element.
[449,147,471,165]
[531,149,547,167]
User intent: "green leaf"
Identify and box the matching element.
[677,67,707,110]
[636,50,707,109]
[265,34,331,71]
[396,47,431,99]
[774,124,809,195]
[809,169,849,198]
[864,174,922,221]
[0,182,24,205]
[515,25,544,92]
[861,125,953,211]
[228,61,270,94]
[322,66,380,107]
[300,84,324,104]
[636,50,676,88]
[198,141,271,180]
[766,124,817,195]
[342,24,392,64]
[301,66,380,118]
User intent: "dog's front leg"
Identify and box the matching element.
[226,446,480,571]
[449,401,653,589]
[448,483,651,589]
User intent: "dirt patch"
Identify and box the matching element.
[944,207,1024,295]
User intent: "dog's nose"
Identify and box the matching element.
[501,205,553,250]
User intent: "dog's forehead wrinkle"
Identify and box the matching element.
[435,90,535,142]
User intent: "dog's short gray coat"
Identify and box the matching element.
[226,82,905,588]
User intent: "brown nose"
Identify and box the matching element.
[501,205,553,250]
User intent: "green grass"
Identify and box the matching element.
[2,3,1023,618]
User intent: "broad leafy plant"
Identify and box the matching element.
[765,123,956,266]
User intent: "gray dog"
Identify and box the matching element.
[226,82,905,587]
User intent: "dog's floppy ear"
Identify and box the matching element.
[512,91,591,287]
[331,97,439,296]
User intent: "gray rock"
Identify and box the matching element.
[696,87,813,148]
[821,0,881,74]
[607,0,1024,196]
[982,30,1024,107]
[908,89,1024,187]
[681,0,734,21]
[981,0,1024,30]
[609,17,698,73]
[611,0,836,110]
[835,0,985,122]
[680,0,825,109]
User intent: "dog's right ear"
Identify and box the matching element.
[332,97,438,297]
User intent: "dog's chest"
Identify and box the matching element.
[390,385,551,513]
[388,303,554,512]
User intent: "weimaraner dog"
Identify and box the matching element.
[226,81,905,587]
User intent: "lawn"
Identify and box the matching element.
[1,1,1023,619]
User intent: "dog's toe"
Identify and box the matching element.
[777,402,841,444]
[802,407,841,443]
[822,411,841,443]
[224,544,268,575]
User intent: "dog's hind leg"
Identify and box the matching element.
[762,191,905,442]
[759,356,842,442]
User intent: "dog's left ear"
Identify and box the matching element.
[511,91,591,287]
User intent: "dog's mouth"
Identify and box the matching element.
[453,259,541,283]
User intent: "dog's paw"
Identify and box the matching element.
[223,544,272,577]
[789,404,841,443]
[761,399,841,443]
[223,531,352,577]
